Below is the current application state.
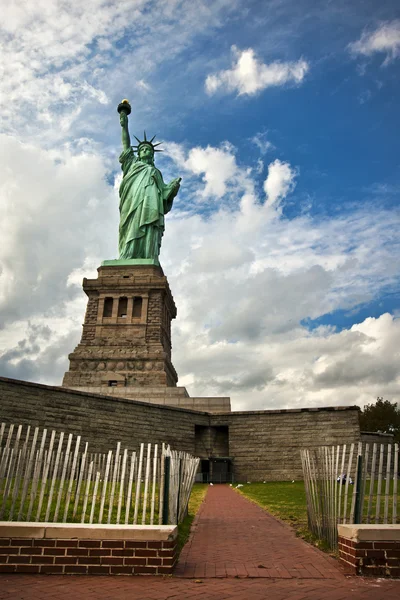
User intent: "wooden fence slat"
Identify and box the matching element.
[150,445,158,525]
[350,442,362,524]
[0,424,14,485]
[375,444,384,524]
[81,461,94,524]
[63,436,81,522]
[360,443,369,523]
[142,443,152,525]
[159,444,165,525]
[17,426,39,521]
[35,430,56,521]
[53,433,73,522]
[366,443,377,524]
[133,444,144,525]
[117,449,128,524]
[393,444,398,524]
[343,443,354,524]
[89,471,101,524]
[0,425,22,519]
[98,450,113,524]
[107,442,121,525]
[72,442,88,519]
[384,444,392,524]
[45,432,64,521]
[125,452,136,525]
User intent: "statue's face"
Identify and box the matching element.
[139,144,154,162]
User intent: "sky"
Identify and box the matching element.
[0,0,399,412]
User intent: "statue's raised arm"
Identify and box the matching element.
[116,99,181,265]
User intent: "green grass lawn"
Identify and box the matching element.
[177,483,208,555]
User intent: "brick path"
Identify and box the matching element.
[1,485,400,599]
[176,485,342,579]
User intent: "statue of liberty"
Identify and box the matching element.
[117,100,181,262]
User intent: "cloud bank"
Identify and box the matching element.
[205,47,309,96]
[349,20,400,63]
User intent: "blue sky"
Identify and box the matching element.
[0,0,399,410]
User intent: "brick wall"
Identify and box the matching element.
[0,524,177,576]
[338,525,400,577]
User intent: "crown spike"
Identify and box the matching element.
[153,142,162,147]
[149,135,156,143]
[143,130,147,142]
[133,135,141,144]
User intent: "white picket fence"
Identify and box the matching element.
[0,422,199,525]
[301,442,399,549]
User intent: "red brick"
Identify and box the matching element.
[388,567,400,576]
[20,547,43,555]
[33,539,56,547]
[31,556,54,564]
[373,541,398,549]
[124,557,147,566]
[0,547,13,554]
[161,557,175,566]
[386,550,400,559]
[11,555,32,564]
[89,549,110,557]
[67,548,88,556]
[56,540,78,548]
[79,540,102,548]
[0,555,7,563]
[101,541,125,548]
[55,556,77,565]
[77,556,101,565]
[100,557,123,565]
[0,565,16,573]
[365,550,385,559]
[356,542,374,549]
[161,540,176,549]
[147,542,162,549]
[158,566,173,574]
[125,541,147,549]
[64,565,87,574]
[110,566,134,574]
[44,548,66,556]
[40,565,65,574]
[147,558,162,566]
[134,549,157,557]
[111,548,133,557]
[134,566,157,574]
[10,539,33,546]
[15,565,40,574]
[87,566,110,575]
[0,540,10,547]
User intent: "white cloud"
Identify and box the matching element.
[264,159,297,210]
[349,20,400,63]
[205,47,309,96]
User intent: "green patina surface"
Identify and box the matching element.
[116,100,181,262]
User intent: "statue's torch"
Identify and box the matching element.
[117,99,131,116]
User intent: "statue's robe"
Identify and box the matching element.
[118,147,177,260]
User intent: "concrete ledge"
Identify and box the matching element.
[0,522,177,541]
[338,524,400,542]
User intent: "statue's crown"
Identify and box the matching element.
[133,131,163,153]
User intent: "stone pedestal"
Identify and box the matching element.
[62,264,178,390]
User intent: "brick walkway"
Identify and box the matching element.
[176,485,342,579]
[1,485,400,599]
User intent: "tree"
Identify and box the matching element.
[359,397,400,442]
